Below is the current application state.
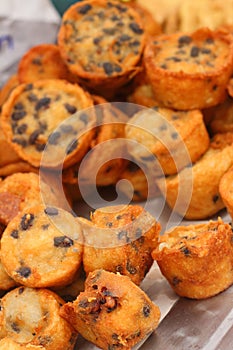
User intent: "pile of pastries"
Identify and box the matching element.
[0,0,233,349]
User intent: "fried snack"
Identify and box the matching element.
[60,269,160,350]
[0,287,77,350]
[126,2,161,38]
[18,44,72,84]
[178,0,233,33]
[219,166,233,219]
[125,107,209,175]
[58,0,145,98]
[0,75,19,111]
[118,161,161,201]
[0,172,57,226]
[208,96,233,134]
[127,81,159,108]
[144,28,233,110]
[80,204,160,285]
[157,133,233,219]
[152,218,233,299]
[1,79,94,168]
[1,205,83,288]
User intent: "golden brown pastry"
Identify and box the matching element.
[0,75,19,111]
[152,218,233,299]
[219,166,233,219]
[80,204,161,285]
[144,28,233,110]
[60,269,160,350]
[157,132,233,219]
[0,287,77,349]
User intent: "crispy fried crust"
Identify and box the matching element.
[80,204,160,285]
[125,107,209,175]
[60,269,160,350]
[1,79,94,168]
[144,28,233,110]
[0,287,77,350]
[1,205,83,288]
[219,166,233,219]
[18,44,72,84]
[0,75,19,110]
[152,218,233,299]
[208,96,233,134]
[58,0,145,97]
[157,133,233,219]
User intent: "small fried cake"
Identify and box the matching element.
[125,107,209,175]
[60,269,160,350]
[58,0,145,97]
[208,96,233,134]
[152,218,233,299]
[144,28,233,110]
[157,133,233,219]
[1,205,83,288]
[0,287,77,349]
[80,204,160,285]
[1,79,94,168]
[18,44,72,84]
[219,166,233,219]
[0,173,56,226]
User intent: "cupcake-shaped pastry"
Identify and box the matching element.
[152,218,233,299]
[58,0,145,98]
[60,269,160,350]
[1,79,94,168]
[18,44,72,84]
[157,132,233,219]
[1,205,83,288]
[144,27,233,110]
[0,287,77,349]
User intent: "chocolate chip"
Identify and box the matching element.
[212,85,218,91]
[143,305,151,318]
[213,194,219,203]
[27,93,38,102]
[12,137,27,147]
[64,103,77,114]
[178,35,192,45]
[29,129,41,144]
[118,34,131,42]
[103,62,114,76]
[11,230,19,239]
[11,322,20,333]
[32,57,42,65]
[171,132,179,139]
[129,40,140,47]
[106,222,113,228]
[60,124,74,133]
[190,46,200,57]
[111,15,120,21]
[54,235,74,247]
[16,266,31,278]
[201,48,211,54]
[35,143,46,152]
[78,4,92,14]
[24,84,33,91]
[18,287,24,294]
[16,123,27,134]
[129,22,143,35]
[167,56,181,62]
[20,213,34,230]
[11,110,26,121]
[35,97,51,111]
[126,261,137,274]
[116,4,127,12]
[103,28,116,35]
[14,102,24,110]
[93,37,102,45]
[41,224,49,230]
[44,207,58,216]
[172,276,181,286]
[180,246,191,256]
[66,139,78,154]
[48,131,61,145]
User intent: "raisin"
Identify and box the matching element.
[66,139,78,154]
[44,207,58,216]
[54,236,74,247]
[11,230,19,239]
[29,129,41,144]
[172,276,182,286]
[35,97,51,111]
[180,246,191,256]
[64,103,77,114]
[16,266,31,278]
[11,110,26,121]
[126,261,137,275]
[20,213,34,230]
[12,137,27,147]
[178,35,192,45]
[32,57,42,65]
[17,123,27,134]
[213,194,219,203]
[41,224,50,230]
[93,37,102,45]
[143,305,151,317]
[103,28,116,35]
[201,48,211,54]
[106,222,113,227]
[129,22,143,35]
[24,83,33,91]
[18,287,24,294]
[14,102,24,110]
[27,93,38,102]
[48,131,61,145]
[11,322,20,333]
[78,4,92,14]
[190,46,200,57]
[36,143,46,152]
[103,62,114,76]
